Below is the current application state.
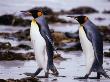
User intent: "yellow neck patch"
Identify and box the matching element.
[31,19,39,29]
[79,25,84,32]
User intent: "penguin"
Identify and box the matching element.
[67,16,110,79]
[21,9,59,78]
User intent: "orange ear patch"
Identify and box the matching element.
[37,11,43,17]
[84,16,88,22]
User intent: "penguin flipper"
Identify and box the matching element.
[83,26,103,64]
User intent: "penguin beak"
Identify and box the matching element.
[67,16,77,20]
[67,16,75,18]
[20,11,32,16]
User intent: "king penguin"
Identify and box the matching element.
[21,9,59,78]
[68,16,110,79]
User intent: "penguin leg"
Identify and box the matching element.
[97,72,100,79]
[31,68,42,78]
[46,42,59,76]
[98,67,110,79]
[44,67,49,78]
[88,72,100,79]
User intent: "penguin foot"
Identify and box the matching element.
[74,75,88,79]
[45,72,49,78]
[74,77,88,79]
[88,77,100,79]
[49,65,59,76]
[24,73,34,76]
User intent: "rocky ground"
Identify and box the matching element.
[0,77,40,82]
[0,25,109,60]
[0,6,110,82]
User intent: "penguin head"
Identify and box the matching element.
[21,9,43,18]
[67,16,88,25]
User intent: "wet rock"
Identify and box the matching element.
[53,53,66,61]
[60,6,98,14]
[0,14,31,26]
[0,79,6,82]
[104,52,110,57]
[64,32,79,42]
[103,10,110,14]
[13,29,30,41]
[0,42,12,50]
[95,17,105,21]
[0,49,65,60]
[97,26,110,42]
[57,42,81,51]
[70,6,98,14]
[46,15,72,24]
[0,42,28,52]
[17,44,32,50]
[0,14,70,26]
[52,32,69,45]
[0,51,35,60]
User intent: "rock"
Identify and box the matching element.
[46,15,71,23]
[0,14,70,26]
[0,42,12,50]
[0,28,35,41]
[97,26,110,42]
[70,6,98,14]
[95,17,105,21]
[0,51,35,60]
[103,10,110,14]
[17,44,32,50]
[57,42,81,51]
[0,49,65,60]
[104,52,110,57]
[60,6,98,14]
[64,32,79,42]
[0,14,31,26]
[0,79,6,82]
[53,53,66,61]
[52,32,68,45]
[13,29,30,41]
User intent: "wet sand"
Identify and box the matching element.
[0,51,110,82]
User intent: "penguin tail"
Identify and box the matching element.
[98,67,110,79]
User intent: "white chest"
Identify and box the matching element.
[79,26,95,72]
[30,24,46,46]
[79,26,94,56]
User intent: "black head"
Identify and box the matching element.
[67,16,88,24]
[21,9,43,18]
